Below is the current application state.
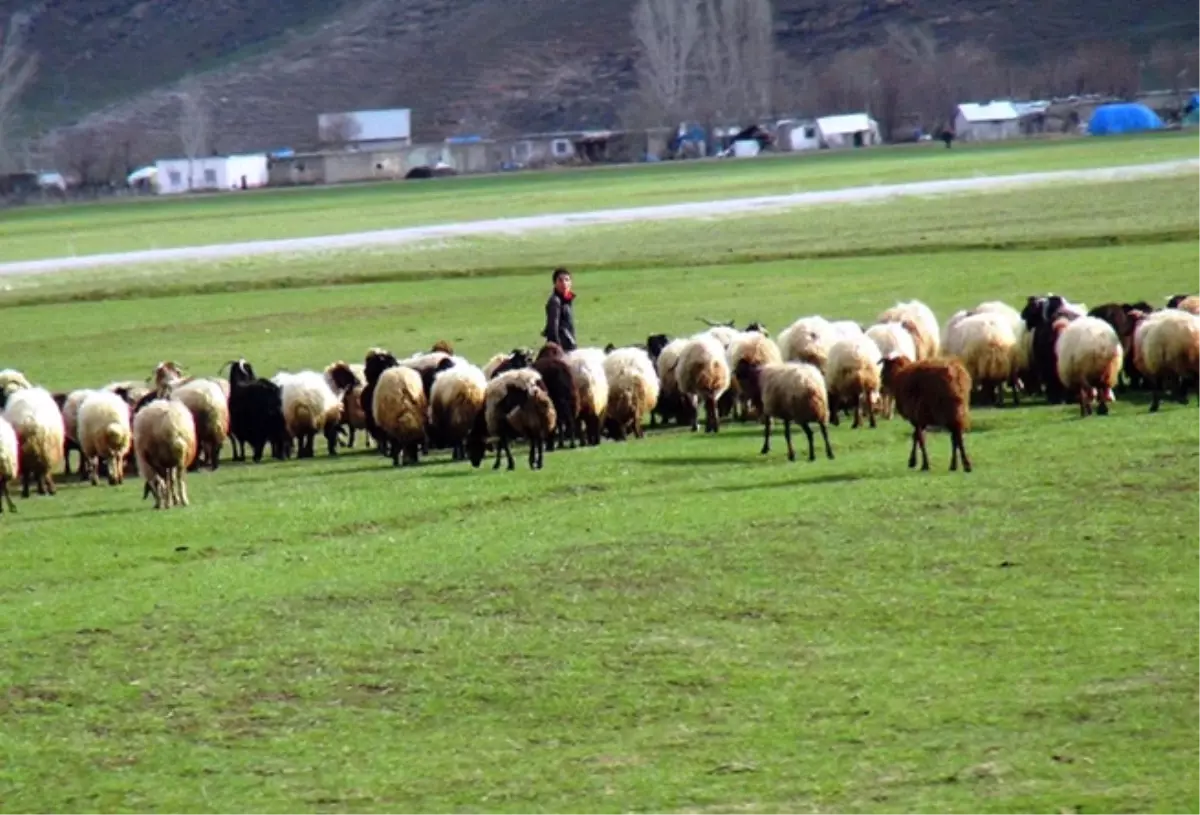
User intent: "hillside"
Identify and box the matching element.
[4,0,1196,163]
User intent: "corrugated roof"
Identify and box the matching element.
[957,102,1019,122]
[816,113,873,134]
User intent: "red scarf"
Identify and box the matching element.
[561,290,575,303]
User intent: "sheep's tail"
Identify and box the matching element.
[105,423,127,454]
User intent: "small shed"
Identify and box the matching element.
[780,119,820,151]
[1086,103,1164,136]
[154,154,269,194]
[954,102,1021,141]
[816,113,880,148]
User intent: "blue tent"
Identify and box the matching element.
[1086,103,1164,136]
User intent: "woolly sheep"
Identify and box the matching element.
[280,371,340,459]
[829,320,865,341]
[865,322,917,419]
[1166,294,1199,315]
[651,338,694,429]
[0,416,17,513]
[372,364,428,466]
[1055,316,1123,417]
[469,369,557,470]
[133,399,197,509]
[602,347,660,441]
[59,388,95,478]
[880,354,972,473]
[778,316,837,370]
[825,334,882,429]
[727,331,782,420]
[955,311,1021,407]
[429,362,488,461]
[321,361,361,455]
[0,369,32,405]
[676,334,732,433]
[78,390,133,485]
[567,347,609,445]
[1131,308,1200,412]
[876,300,939,360]
[341,363,370,448]
[3,387,65,498]
[735,361,834,462]
[702,324,740,349]
[171,378,230,469]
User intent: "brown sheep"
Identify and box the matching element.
[533,342,581,451]
[880,354,973,473]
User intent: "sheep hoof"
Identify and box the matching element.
[1097,402,1109,416]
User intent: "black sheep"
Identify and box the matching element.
[533,343,580,451]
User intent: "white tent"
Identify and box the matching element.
[816,113,881,148]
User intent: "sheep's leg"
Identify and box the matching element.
[819,422,835,460]
[1078,387,1089,418]
[799,422,816,462]
[783,419,796,462]
[0,477,14,513]
[62,446,72,476]
[916,427,931,471]
[1097,386,1111,415]
[325,425,339,457]
[760,416,772,455]
[865,392,877,429]
[88,457,100,486]
[1175,375,1191,405]
[492,436,505,470]
[851,395,862,429]
[706,396,719,433]
[176,469,190,507]
[1148,377,1163,412]
[907,429,920,469]
[955,429,972,473]
[504,436,516,471]
[689,396,700,432]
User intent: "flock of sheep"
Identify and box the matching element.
[0,291,1196,512]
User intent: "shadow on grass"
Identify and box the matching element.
[629,455,756,467]
[7,505,142,525]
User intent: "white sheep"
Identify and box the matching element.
[954,311,1021,407]
[826,334,883,429]
[78,390,133,486]
[1056,316,1124,417]
[59,388,96,477]
[727,331,782,420]
[778,315,837,370]
[1132,308,1200,412]
[133,398,197,509]
[602,347,660,440]
[171,378,231,469]
[876,300,939,360]
[429,362,488,460]
[702,324,740,349]
[829,320,865,341]
[566,347,609,445]
[469,369,556,470]
[865,322,917,419]
[0,369,32,404]
[738,362,835,462]
[279,371,341,458]
[676,333,732,433]
[372,364,428,466]
[2,387,65,498]
[652,337,692,428]
[0,415,18,513]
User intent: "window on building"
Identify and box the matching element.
[552,139,571,157]
[168,170,182,187]
[204,168,218,185]
[804,126,816,139]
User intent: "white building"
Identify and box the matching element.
[317,108,412,149]
[954,102,1021,141]
[816,113,881,148]
[775,118,821,151]
[154,154,269,194]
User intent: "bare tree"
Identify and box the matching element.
[176,78,210,190]
[694,0,776,121]
[0,15,38,173]
[631,0,701,122]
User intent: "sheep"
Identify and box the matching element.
[876,300,939,360]
[467,369,557,470]
[532,342,582,450]
[429,362,488,460]
[484,348,533,379]
[734,360,834,462]
[78,390,133,485]
[953,311,1021,407]
[829,320,865,341]
[279,370,341,459]
[1130,308,1200,412]
[651,337,694,429]
[676,333,732,433]
[321,361,361,455]
[602,347,660,441]
[0,416,18,513]
[361,348,400,454]
[727,331,782,421]
[133,398,197,509]
[372,364,428,466]
[1023,295,1082,404]
[340,362,370,448]
[170,378,230,470]
[3,387,65,497]
[56,388,95,479]
[879,354,973,473]
[0,369,31,405]
[567,347,609,446]
[1166,294,1199,315]
[778,315,837,370]
[222,359,288,463]
[1055,316,1124,417]
[825,334,882,429]
[865,322,917,419]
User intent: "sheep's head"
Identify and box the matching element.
[1021,295,1049,329]
[879,352,913,388]
[224,358,257,388]
[493,349,532,377]
[325,361,359,393]
[465,410,489,468]
[536,342,565,361]
[151,361,185,395]
[645,334,670,361]
[603,343,617,354]
[1166,293,1192,309]
[732,359,763,407]
[364,350,399,385]
[743,321,768,336]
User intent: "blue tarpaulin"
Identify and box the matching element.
[1086,103,1164,136]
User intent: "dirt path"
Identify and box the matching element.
[3,158,1195,277]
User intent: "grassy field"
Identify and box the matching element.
[0,172,1197,812]
[0,131,1196,263]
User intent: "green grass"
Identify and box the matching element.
[0,169,1197,813]
[1,131,1196,262]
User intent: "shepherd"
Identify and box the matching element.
[542,267,577,352]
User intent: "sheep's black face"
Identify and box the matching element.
[744,321,768,336]
[364,353,398,385]
[1021,296,1047,329]
[1167,294,1189,309]
[646,334,670,361]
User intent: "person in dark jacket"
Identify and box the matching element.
[543,267,577,351]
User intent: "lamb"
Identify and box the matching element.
[371,364,428,466]
[676,333,732,433]
[1166,294,1199,315]
[876,300,939,360]
[879,354,973,473]
[727,331,782,421]
[78,390,133,485]
[466,369,557,470]
[279,370,341,459]
[954,311,1021,407]
[532,342,582,450]
[1055,316,1124,417]
[566,347,609,446]
[341,362,370,448]
[734,360,834,462]
[651,337,694,428]
[602,347,660,441]
[1130,308,1200,412]
[825,334,882,429]
[429,362,488,460]
[170,378,230,470]
[3,387,66,497]
[133,398,197,509]
[778,315,837,370]
[0,416,18,513]
[223,359,288,462]
[865,322,917,419]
